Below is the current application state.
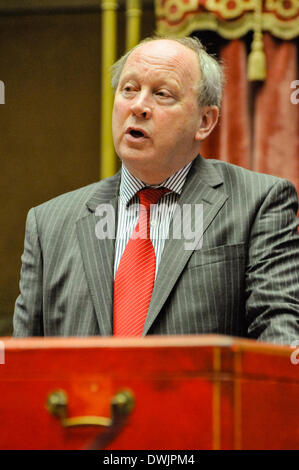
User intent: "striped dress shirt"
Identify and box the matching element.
[114,162,192,278]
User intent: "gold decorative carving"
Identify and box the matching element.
[155,0,299,40]
[248,0,267,81]
[265,0,298,19]
[206,0,256,19]
[156,0,198,23]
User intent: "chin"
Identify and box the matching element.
[121,157,160,180]
[119,150,155,166]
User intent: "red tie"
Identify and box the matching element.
[113,188,169,336]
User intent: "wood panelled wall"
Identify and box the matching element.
[0,5,155,335]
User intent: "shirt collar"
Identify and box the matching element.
[119,161,193,207]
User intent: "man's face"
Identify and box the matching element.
[112,40,204,184]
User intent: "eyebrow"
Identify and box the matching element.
[119,72,182,92]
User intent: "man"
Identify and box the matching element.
[13,37,299,343]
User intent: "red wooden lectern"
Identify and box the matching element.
[0,335,298,450]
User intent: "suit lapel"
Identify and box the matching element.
[76,173,121,336]
[143,155,228,335]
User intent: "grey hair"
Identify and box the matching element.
[110,35,225,109]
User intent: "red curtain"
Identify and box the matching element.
[201,34,299,194]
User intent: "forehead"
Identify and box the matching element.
[120,40,200,85]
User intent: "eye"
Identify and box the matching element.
[121,83,137,96]
[155,89,175,102]
[156,90,169,97]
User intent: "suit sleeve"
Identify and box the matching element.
[13,208,44,336]
[246,178,299,344]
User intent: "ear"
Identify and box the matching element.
[195,106,219,141]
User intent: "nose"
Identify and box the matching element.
[130,93,152,119]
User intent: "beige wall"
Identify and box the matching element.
[0,5,155,335]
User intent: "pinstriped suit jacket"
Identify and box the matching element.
[13,155,299,344]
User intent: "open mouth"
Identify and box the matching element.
[126,128,148,139]
[130,130,145,138]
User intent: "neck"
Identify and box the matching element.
[123,166,169,186]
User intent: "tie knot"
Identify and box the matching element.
[137,187,169,209]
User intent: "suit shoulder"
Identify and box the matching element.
[209,158,293,190]
[31,172,119,222]
[26,175,120,241]
[34,181,100,213]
